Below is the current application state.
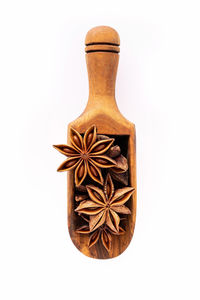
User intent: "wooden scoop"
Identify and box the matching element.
[55,26,136,259]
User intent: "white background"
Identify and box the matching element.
[0,0,200,299]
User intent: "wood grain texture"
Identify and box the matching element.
[67,26,136,259]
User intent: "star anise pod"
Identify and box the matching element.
[75,173,134,233]
[53,125,116,186]
[76,224,125,252]
[109,170,129,186]
[96,134,129,184]
[111,155,128,173]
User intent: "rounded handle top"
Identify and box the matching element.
[85,26,120,53]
